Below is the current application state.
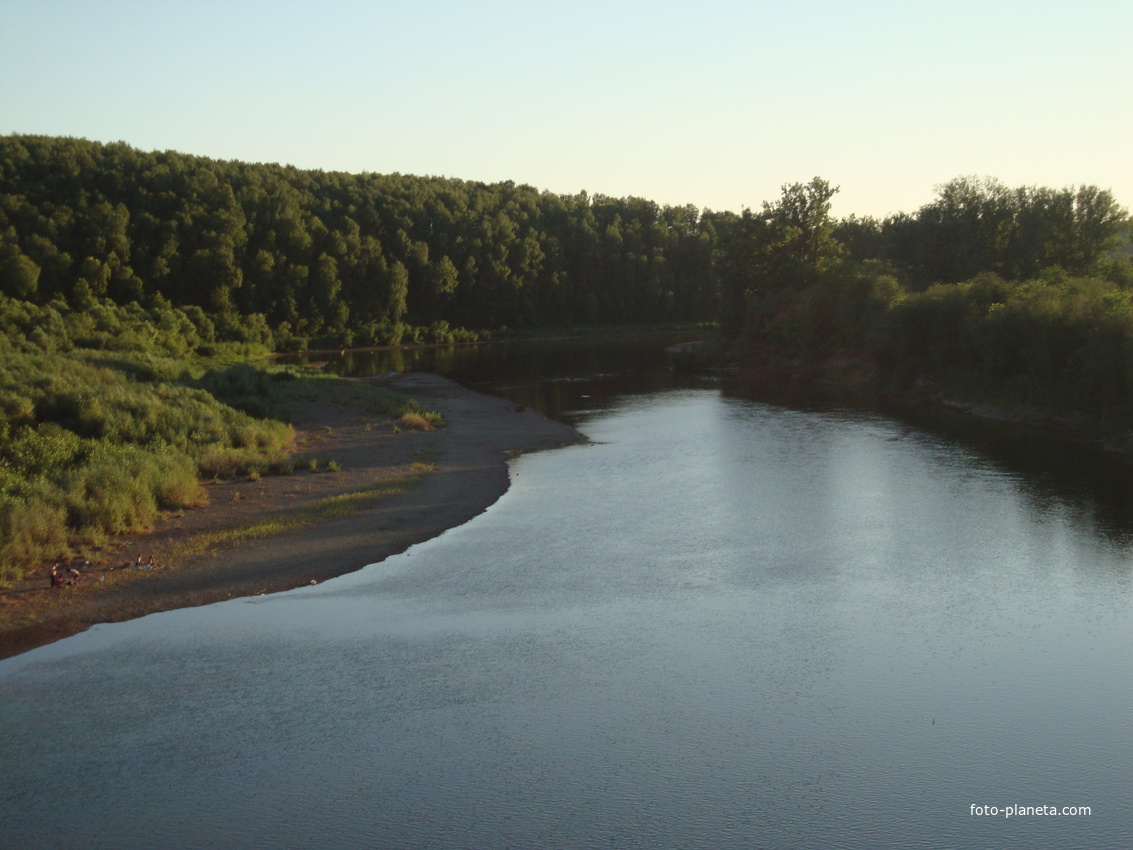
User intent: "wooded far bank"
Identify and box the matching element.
[1,134,1128,352]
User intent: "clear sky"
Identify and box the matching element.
[2,0,1129,219]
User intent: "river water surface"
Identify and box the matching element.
[2,338,1131,848]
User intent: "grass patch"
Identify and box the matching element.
[275,372,444,426]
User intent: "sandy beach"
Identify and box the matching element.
[0,374,583,659]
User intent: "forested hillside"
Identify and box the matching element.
[0,135,720,347]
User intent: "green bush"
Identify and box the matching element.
[0,294,442,583]
[0,299,300,580]
[0,493,68,583]
[198,363,291,422]
[882,272,1133,417]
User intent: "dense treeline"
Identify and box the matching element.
[719,176,1133,429]
[3,136,1127,358]
[0,135,720,346]
[839,175,1130,286]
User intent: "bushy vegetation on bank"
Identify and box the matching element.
[0,295,427,583]
[719,178,1133,438]
[882,270,1133,423]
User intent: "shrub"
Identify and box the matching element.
[398,412,433,431]
[198,363,291,422]
[0,493,69,583]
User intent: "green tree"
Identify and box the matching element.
[0,252,41,299]
[764,177,841,271]
[186,245,243,312]
[386,260,409,323]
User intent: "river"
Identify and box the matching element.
[2,337,1131,848]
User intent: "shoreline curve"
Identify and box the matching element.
[0,373,584,659]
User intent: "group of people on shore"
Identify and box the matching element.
[48,561,84,588]
[48,554,158,588]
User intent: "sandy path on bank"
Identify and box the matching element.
[0,374,583,658]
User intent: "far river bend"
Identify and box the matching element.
[2,336,1131,848]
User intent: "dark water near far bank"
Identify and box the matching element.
[2,337,1131,848]
[286,332,707,423]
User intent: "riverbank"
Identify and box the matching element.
[716,344,1133,462]
[0,373,583,659]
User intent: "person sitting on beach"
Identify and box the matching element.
[147,554,156,570]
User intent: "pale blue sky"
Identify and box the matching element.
[2,0,1129,218]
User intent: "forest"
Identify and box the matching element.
[0,135,720,346]
[1,134,1131,581]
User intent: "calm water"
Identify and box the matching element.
[2,340,1132,848]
